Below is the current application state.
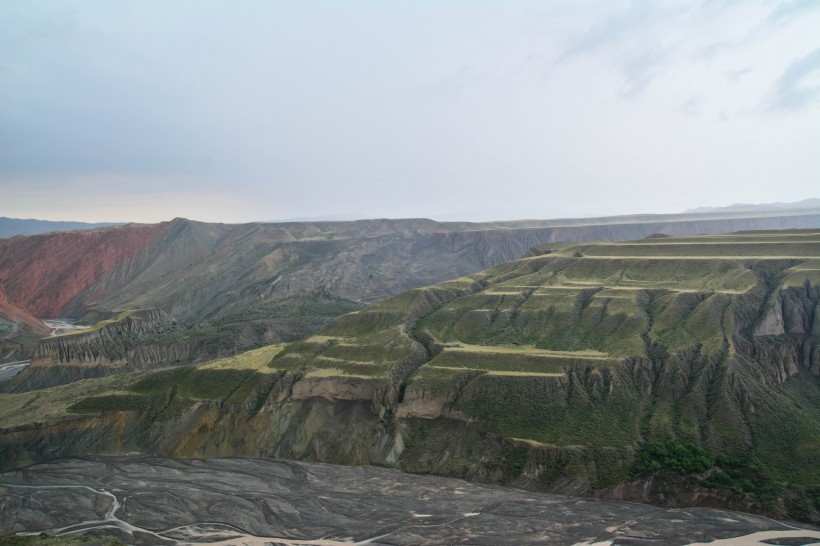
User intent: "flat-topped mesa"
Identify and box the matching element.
[33,308,183,367]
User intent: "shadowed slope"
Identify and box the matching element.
[2,212,820,326]
[3,229,820,521]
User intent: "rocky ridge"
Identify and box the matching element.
[1,307,315,392]
[0,285,48,364]
[2,229,820,521]
[32,309,182,367]
[2,211,819,324]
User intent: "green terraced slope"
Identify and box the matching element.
[2,229,820,520]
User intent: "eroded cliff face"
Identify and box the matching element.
[3,300,372,393]
[1,215,819,371]
[0,285,48,364]
[0,306,817,521]
[2,214,819,324]
[3,282,817,468]
[0,285,48,336]
[0,223,167,319]
[33,309,180,366]
[2,230,820,522]
[0,309,185,392]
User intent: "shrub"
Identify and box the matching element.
[633,439,714,476]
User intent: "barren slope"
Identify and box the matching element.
[2,211,819,329]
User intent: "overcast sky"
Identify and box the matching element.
[1,1,818,223]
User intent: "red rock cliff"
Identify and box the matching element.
[0,284,49,334]
[0,223,167,318]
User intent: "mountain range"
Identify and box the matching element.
[0,217,119,239]
[2,207,820,365]
[1,225,820,522]
[685,198,820,213]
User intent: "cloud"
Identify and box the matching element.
[692,40,737,62]
[767,0,820,26]
[726,67,752,82]
[617,46,670,99]
[766,48,820,110]
[680,96,701,116]
[561,3,652,59]
[1,2,818,223]
[559,2,679,98]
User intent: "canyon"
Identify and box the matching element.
[2,228,819,526]
[2,208,820,366]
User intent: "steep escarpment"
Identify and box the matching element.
[0,309,187,392]
[0,222,166,319]
[0,285,48,335]
[32,309,181,366]
[2,229,820,520]
[2,306,328,392]
[2,212,819,333]
[0,285,48,364]
[1,212,818,369]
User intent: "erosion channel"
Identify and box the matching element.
[2,456,820,546]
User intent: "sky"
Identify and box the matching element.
[1,1,818,223]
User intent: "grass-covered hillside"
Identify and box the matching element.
[2,229,819,520]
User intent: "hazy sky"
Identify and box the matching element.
[1,1,818,223]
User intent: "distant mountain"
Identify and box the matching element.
[1,210,819,321]
[0,217,120,239]
[0,208,818,367]
[273,213,369,222]
[686,198,820,213]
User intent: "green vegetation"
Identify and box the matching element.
[633,440,714,476]
[574,241,820,258]
[209,293,364,334]
[398,417,499,478]
[3,229,820,522]
[35,346,288,419]
[632,440,789,509]
[459,373,643,449]
[403,365,483,394]
[69,394,150,413]
[423,348,610,374]
[265,285,471,380]
[499,444,529,474]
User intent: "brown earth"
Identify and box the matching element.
[0,222,166,318]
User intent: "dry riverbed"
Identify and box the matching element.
[2,456,820,545]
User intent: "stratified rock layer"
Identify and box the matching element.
[2,213,819,326]
[3,229,820,522]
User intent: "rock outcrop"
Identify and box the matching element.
[1,212,819,329]
[0,284,48,364]
[0,285,48,336]
[0,223,165,319]
[32,309,181,367]
[3,228,820,521]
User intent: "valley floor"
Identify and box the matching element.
[1,456,819,546]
